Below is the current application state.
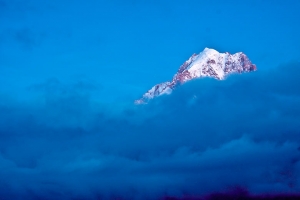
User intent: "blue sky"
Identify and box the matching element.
[1,0,300,104]
[1,0,300,199]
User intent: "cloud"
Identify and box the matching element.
[0,62,300,199]
[0,27,46,51]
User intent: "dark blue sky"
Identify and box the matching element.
[1,0,300,199]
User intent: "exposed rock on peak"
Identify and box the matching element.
[135,48,256,104]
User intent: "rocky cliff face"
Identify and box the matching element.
[135,48,256,104]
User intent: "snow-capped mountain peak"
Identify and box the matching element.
[135,48,256,104]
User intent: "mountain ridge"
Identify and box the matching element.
[135,48,256,104]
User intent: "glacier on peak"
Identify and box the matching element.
[135,48,256,104]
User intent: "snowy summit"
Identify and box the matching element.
[135,48,256,104]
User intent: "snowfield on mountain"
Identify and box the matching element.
[135,48,257,104]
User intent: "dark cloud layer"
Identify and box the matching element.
[0,62,300,199]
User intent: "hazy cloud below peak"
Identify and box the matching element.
[0,61,300,199]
